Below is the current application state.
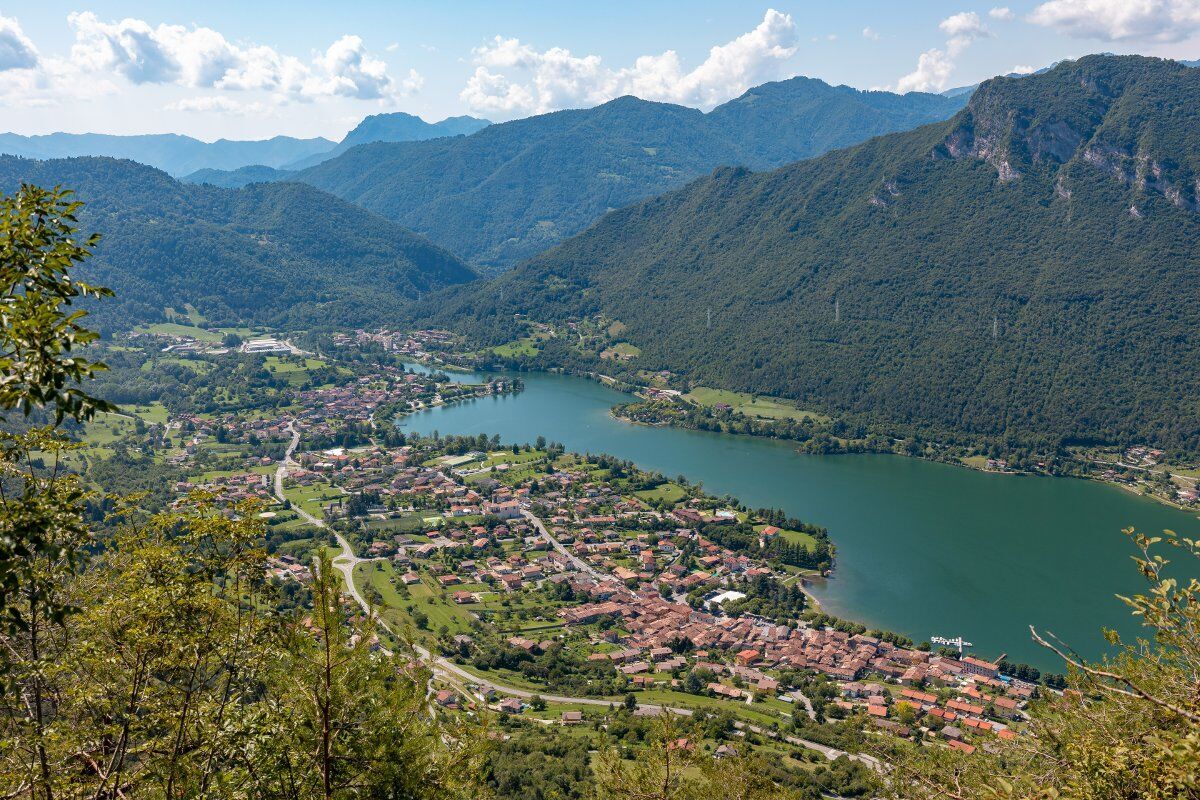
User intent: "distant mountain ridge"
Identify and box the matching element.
[0,156,475,330]
[281,112,491,170]
[287,77,968,270]
[1,113,491,179]
[420,55,1200,452]
[0,132,334,177]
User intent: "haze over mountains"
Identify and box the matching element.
[420,55,1200,450]
[0,133,334,177]
[0,112,490,178]
[0,156,474,330]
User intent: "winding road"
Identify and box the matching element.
[272,424,874,767]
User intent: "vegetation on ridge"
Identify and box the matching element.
[417,55,1200,452]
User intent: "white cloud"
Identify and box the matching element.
[989,7,1016,20]
[459,8,800,116]
[939,11,989,51]
[1028,0,1200,43]
[166,95,267,115]
[66,12,420,102]
[1011,63,1036,73]
[896,11,989,93]
[862,27,881,41]
[896,48,956,93]
[0,14,39,71]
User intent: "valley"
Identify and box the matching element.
[2,23,1198,796]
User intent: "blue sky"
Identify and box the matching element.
[1,1,1197,140]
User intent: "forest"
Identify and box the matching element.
[0,155,476,331]
[416,55,1200,452]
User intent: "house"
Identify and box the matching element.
[562,710,583,725]
[735,649,761,666]
[434,690,459,709]
[484,500,523,520]
[961,656,1000,679]
[947,699,985,717]
[498,697,523,714]
[452,591,475,604]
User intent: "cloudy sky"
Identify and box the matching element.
[1,0,1198,141]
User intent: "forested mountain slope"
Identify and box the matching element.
[421,55,1200,451]
[0,156,475,330]
[0,132,334,176]
[293,78,966,270]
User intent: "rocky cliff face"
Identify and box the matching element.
[934,55,1200,212]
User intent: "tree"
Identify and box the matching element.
[0,185,113,631]
[591,713,800,800]
[0,186,487,800]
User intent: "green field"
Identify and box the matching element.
[754,523,819,550]
[136,322,260,342]
[601,342,641,360]
[492,338,541,357]
[684,387,829,424]
[356,562,478,641]
[634,482,687,505]
[283,482,342,519]
[264,356,332,385]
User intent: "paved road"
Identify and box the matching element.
[272,426,872,767]
[522,509,605,580]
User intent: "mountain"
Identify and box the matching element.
[0,133,334,177]
[279,112,491,170]
[422,55,1200,452]
[0,156,475,330]
[183,164,294,189]
[290,79,967,271]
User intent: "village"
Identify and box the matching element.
[193,417,1036,758]
[88,323,1042,763]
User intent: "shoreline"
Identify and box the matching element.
[406,353,1198,515]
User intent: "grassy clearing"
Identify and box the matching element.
[632,688,781,727]
[283,482,342,519]
[634,482,687,505]
[684,386,829,424]
[492,338,540,357]
[754,523,819,550]
[137,322,259,342]
[357,562,479,641]
[264,356,329,385]
[601,342,641,361]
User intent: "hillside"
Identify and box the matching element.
[0,156,475,330]
[293,79,966,270]
[0,132,334,176]
[422,55,1200,452]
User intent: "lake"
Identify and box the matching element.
[399,367,1199,670]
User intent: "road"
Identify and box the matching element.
[522,509,605,580]
[272,427,873,767]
